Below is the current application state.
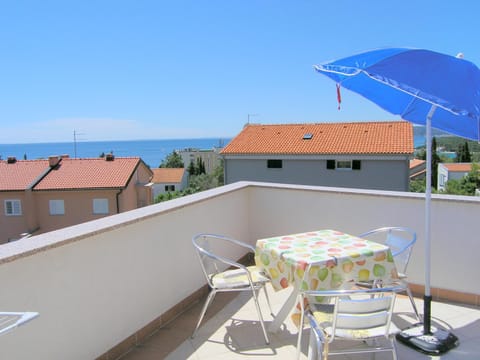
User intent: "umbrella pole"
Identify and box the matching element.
[396,105,459,354]
[424,104,435,335]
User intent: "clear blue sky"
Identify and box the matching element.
[1,1,479,143]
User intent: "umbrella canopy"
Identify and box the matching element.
[315,48,480,140]
[314,48,480,354]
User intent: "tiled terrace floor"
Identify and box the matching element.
[121,285,480,359]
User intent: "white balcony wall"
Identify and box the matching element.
[245,182,480,295]
[0,181,478,359]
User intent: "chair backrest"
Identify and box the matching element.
[334,293,395,332]
[192,233,254,287]
[358,227,416,275]
[305,285,404,341]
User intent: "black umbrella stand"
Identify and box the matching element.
[396,297,459,355]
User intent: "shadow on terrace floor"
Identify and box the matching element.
[120,284,480,360]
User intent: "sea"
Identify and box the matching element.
[0,138,231,168]
[0,129,428,169]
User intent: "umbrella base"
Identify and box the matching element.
[396,323,459,355]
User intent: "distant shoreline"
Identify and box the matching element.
[0,138,231,168]
[0,137,230,146]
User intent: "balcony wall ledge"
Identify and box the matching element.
[0,181,252,266]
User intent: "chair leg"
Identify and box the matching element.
[391,337,398,360]
[405,286,421,321]
[307,327,324,360]
[296,310,305,360]
[252,288,270,344]
[307,329,316,360]
[263,284,274,317]
[191,289,217,339]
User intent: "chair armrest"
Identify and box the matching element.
[195,233,255,252]
[198,246,249,271]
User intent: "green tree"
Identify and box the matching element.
[154,190,182,203]
[464,142,470,162]
[444,179,466,195]
[212,159,224,186]
[431,137,440,189]
[188,174,210,191]
[195,157,206,175]
[456,141,472,163]
[187,160,196,175]
[409,178,426,193]
[160,151,184,168]
[418,137,440,188]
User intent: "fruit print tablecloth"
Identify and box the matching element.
[255,229,398,325]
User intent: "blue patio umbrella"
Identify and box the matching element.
[314,48,480,355]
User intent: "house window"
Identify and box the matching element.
[336,160,352,170]
[326,160,336,169]
[49,200,65,215]
[4,200,22,216]
[164,185,175,192]
[267,159,283,169]
[439,174,446,187]
[326,160,361,170]
[93,198,109,215]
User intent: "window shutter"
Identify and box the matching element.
[326,160,336,169]
[5,201,13,215]
[352,160,361,170]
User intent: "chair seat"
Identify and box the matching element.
[210,266,270,289]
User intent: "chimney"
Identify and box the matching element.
[105,154,115,161]
[49,155,61,167]
[7,157,16,164]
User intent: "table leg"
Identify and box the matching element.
[268,283,300,333]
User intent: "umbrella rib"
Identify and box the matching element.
[313,65,361,77]
[362,71,463,116]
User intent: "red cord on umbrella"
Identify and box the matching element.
[336,83,342,110]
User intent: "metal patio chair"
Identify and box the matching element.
[0,312,39,336]
[297,283,406,360]
[191,233,273,344]
[357,227,420,321]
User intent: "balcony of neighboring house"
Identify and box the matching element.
[0,182,479,359]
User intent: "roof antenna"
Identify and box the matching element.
[247,114,259,126]
[456,52,464,59]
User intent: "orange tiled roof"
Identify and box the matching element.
[152,168,185,183]
[442,163,473,172]
[409,159,425,169]
[0,159,50,191]
[33,157,144,190]
[220,121,413,155]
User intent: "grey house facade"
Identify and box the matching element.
[221,122,414,192]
